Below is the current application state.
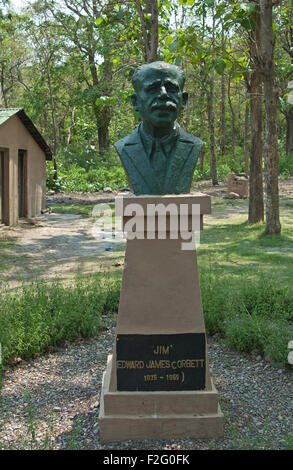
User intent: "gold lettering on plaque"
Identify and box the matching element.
[146,359,170,369]
[117,360,145,369]
[153,345,171,355]
[170,359,205,369]
[144,374,158,381]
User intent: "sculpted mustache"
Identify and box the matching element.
[151,101,177,111]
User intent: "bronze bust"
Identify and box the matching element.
[114,61,203,195]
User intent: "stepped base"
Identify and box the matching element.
[99,356,224,443]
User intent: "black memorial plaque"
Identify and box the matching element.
[116,333,206,391]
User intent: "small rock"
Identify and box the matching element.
[91,395,100,409]
[112,261,123,267]
[227,192,241,199]
[91,401,100,410]
[53,406,62,412]
[119,187,131,192]
[41,208,52,214]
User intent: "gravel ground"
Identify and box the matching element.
[1,314,292,451]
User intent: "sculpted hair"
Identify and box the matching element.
[132,61,186,91]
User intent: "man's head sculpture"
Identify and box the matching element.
[130,62,188,138]
[114,61,203,195]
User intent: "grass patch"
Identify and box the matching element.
[48,204,96,218]
[0,232,20,273]
[201,272,293,364]
[199,202,293,287]
[197,199,293,364]
[48,203,116,220]
[0,273,121,366]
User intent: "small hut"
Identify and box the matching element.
[0,108,52,226]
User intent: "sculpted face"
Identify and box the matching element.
[131,63,188,135]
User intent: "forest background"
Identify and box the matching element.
[0,0,292,234]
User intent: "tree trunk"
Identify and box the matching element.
[199,113,205,172]
[0,68,8,107]
[260,0,281,234]
[135,0,158,63]
[207,78,218,185]
[228,72,236,160]
[248,7,264,223]
[98,123,110,153]
[244,96,250,174]
[286,107,293,154]
[208,7,218,186]
[221,73,226,156]
[88,51,112,154]
[47,66,59,180]
[248,74,264,223]
[220,26,226,156]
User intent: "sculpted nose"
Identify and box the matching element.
[159,85,168,98]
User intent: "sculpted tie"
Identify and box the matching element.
[150,139,167,190]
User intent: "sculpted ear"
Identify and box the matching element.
[182,91,188,108]
[131,93,139,110]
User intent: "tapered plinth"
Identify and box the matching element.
[99,194,223,443]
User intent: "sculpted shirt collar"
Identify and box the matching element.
[139,122,180,160]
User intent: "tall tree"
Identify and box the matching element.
[260,0,281,234]
[41,0,119,153]
[246,4,264,223]
[208,3,218,186]
[243,94,250,174]
[277,0,293,155]
[134,0,159,63]
[0,12,29,108]
[220,23,226,156]
[225,1,264,222]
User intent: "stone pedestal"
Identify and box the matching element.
[99,194,223,443]
[227,173,248,198]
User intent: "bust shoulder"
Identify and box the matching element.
[114,127,140,154]
[178,128,204,148]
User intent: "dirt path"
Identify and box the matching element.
[47,177,293,204]
[1,213,125,289]
[2,177,293,288]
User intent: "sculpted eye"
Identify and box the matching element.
[166,84,179,92]
[147,84,159,92]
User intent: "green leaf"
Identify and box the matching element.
[204,0,215,7]
[165,35,173,47]
[214,59,226,75]
[240,2,256,14]
[168,39,180,52]
[232,71,244,83]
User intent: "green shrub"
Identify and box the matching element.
[217,163,233,182]
[103,275,122,313]
[46,162,128,192]
[193,166,211,181]
[279,153,293,177]
[224,313,268,355]
[201,273,293,365]
[1,268,292,367]
[0,275,109,364]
